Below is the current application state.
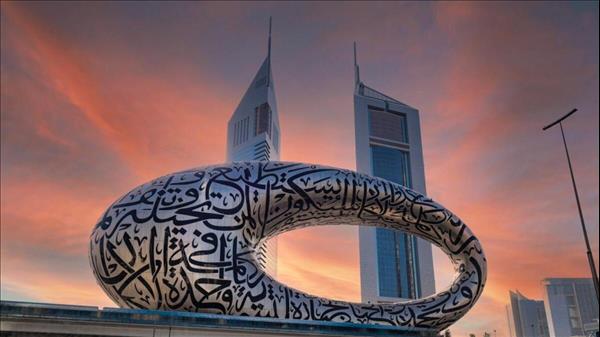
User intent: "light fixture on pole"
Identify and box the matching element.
[543,108,599,303]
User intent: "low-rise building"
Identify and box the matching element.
[542,278,599,337]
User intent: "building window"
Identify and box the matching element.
[370,145,411,187]
[234,121,238,146]
[253,140,271,161]
[233,116,250,146]
[375,229,420,299]
[376,229,402,297]
[273,126,280,153]
[255,103,272,137]
[371,144,419,299]
[369,108,408,144]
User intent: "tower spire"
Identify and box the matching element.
[267,16,272,87]
[354,41,360,87]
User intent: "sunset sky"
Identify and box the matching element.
[1,2,598,336]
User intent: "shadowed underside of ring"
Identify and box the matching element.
[89,161,486,330]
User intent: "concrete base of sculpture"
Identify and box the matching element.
[0,301,438,337]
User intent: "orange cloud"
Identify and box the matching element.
[276,225,360,302]
[1,2,233,181]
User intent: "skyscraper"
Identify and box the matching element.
[353,44,435,303]
[226,18,280,277]
[506,290,550,337]
[542,278,599,337]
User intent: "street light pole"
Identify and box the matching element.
[543,108,600,303]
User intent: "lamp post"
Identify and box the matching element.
[543,108,600,303]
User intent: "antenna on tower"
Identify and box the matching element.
[267,16,272,87]
[354,41,360,86]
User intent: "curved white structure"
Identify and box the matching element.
[89,161,486,330]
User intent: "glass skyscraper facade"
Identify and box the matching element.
[354,46,435,303]
[371,142,421,299]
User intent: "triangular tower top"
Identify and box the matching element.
[353,42,413,108]
[227,17,280,163]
